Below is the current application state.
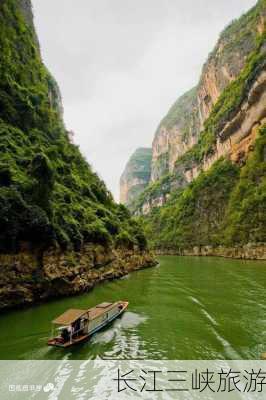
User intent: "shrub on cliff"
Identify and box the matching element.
[142,160,239,249]
[115,230,135,249]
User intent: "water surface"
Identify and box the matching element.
[0,256,265,360]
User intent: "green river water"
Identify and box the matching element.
[0,256,265,360]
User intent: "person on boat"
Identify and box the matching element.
[70,324,75,339]
[74,318,81,336]
[61,328,70,342]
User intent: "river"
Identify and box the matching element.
[0,256,265,360]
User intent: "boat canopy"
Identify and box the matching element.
[52,302,117,325]
[52,309,88,325]
[87,302,116,320]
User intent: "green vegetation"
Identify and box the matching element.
[140,125,266,249]
[140,159,240,249]
[0,0,147,253]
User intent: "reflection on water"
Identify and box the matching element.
[0,256,265,360]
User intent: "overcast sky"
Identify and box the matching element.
[32,0,256,201]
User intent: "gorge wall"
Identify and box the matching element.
[120,0,266,259]
[0,0,156,310]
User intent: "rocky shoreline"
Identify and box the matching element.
[0,244,157,311]
[155,243,266,260]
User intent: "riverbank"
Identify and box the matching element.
[155,243,266,260]
[0,244,157,311]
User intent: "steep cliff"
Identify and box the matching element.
[120,148,152,207]
[128,0,266,258]
[151,0,265,184]
[0,0,155,310]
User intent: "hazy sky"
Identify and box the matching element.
[32,0,256,201]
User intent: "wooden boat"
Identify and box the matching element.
[48,301,128,348]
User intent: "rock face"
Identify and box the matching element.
[131,0,266,215]
[120,148,152,206]
[0,245,155,310]
[151,87,200,181]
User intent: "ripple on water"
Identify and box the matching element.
[188,295,205,307]
[209,327,242,360]
[188,295,220,327]
[201,309,219,327]
[186,294,244,359]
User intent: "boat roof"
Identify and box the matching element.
[52,302,118,325]
[88,302,116,320]
[52,309,88,325]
